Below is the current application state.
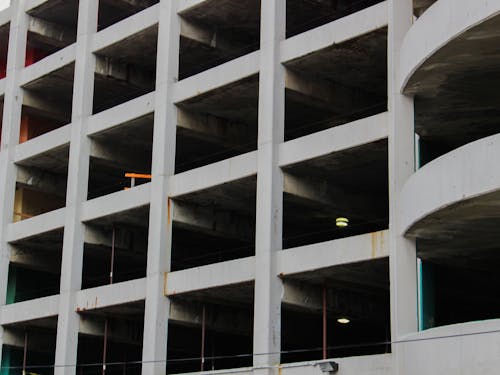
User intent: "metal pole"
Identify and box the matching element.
[201,305,206,371]
[110,226,115,284]
[323,285,327,360]
[22,330,28,375]
[103,319,108,375]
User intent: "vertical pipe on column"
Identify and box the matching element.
[22,330,28,375]
[201,305,206,371]
[110,226,115,285]
[102,319,108,375]
[322,285,327,360]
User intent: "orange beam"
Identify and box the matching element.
[124,173,152,179]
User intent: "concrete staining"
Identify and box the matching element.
[0,1,499,375]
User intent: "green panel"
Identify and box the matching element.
[6,267,16,305]
[421,261,436,330]
[0,345,10,375]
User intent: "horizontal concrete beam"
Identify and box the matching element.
[87,92,154,136]
[92,4,159,52]
[173,51,260,102]
[279,112,388,167]
[15,125,71,164]
[173,200,254,241]
[277,230,389,276]
[0,294,59,325]
[81,182,150,223]
[7,207,65,242]
[165,256,255,296]
[169,151,257,197]
[75,278,146,312]
[280,1,388,63]
[20,44,76,87]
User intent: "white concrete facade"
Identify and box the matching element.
[0,0,500,374]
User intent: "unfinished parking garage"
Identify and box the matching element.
[1,0,499,375]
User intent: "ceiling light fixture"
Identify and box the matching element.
[337,317,350,324]
[336,217,349,228]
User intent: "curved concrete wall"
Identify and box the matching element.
[399,133,500,235]
[398,319,500,375]
[399,0,500,92]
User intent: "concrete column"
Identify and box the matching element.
[387,0,417,372]
[253,1,286,374]
[141,1,179,374]
[53,1,98,374]
[0,0,29,366]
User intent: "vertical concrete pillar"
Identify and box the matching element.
[141,1,179,374]
[53,1,98,374]
[253,1,286,374]
[0,0,29,366]
[387,0,417,372]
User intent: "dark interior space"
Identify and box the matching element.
[405,14,500,166]
[1,318,58,375]
[21,63,74,142]
[98,0,159,31]
[87,114,153,199]
[175,75,258,173]
[281,258,391,363]
[412,190,500,330]
[171,176,256,271]
[26,0,79,66]
[286,0,384,38]
[167,284,254,374]
[6,229,63,304]
[282,140,388,249]
[0,23,9,79]
[284,28,387,141]
[77,302,144,374]
[82,206,149,289]
[178,0,261,80]
[93,25,157,114]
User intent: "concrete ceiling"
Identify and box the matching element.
[406,14,500,147]
[174,282,254,309]
[286,0,384,37]
[16,145,69,175]
[285,28,387,96]
[90,113,154,154]
[98,0,158,30]
[11,228,64,253]
[409,190,500,271]
[285,258,389,295]
[175,175,257,215]
[178,75,259,127]
[96,25,158,72]
[180,0,261,40]
[84,205,150,229]
[28,0,79,29]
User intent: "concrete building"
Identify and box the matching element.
[0,0,499,374]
